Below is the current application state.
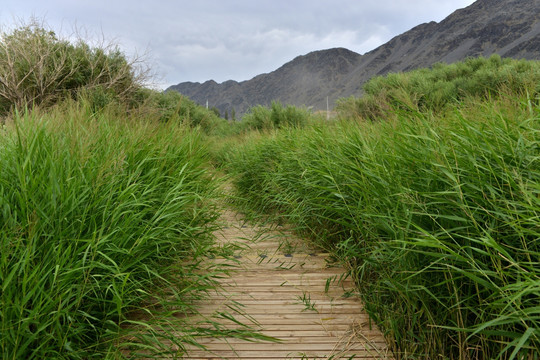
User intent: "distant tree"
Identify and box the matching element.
[231,107,236,121]
[224,110,229,120]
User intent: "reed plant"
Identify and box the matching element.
[0,101,222,358]
[336,55,540,121]
[224,91,540,359]
[238,101,311,132]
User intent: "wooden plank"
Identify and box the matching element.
[216,280,355,287]
[215,287,357,295]
[193,330,384,338]
[191,337,387,345]
[202,292,354,301]
[191,303,364,311]
[193,306,365,315]
[212,268,349,276]
[209,258,333,267]
[187,358,385,360]
[186,358,385,360]
[179,314,377,326]
[192,299,361,306]
[184,354,386,360]
[185,343,387,350]
[184,349,390,358]
[187,324,364,331]
[210,252,332,259]
[218,273,353,280]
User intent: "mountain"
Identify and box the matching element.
[168,48,361,117]
[167,0,540,117]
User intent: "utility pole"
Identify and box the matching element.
[327,96,330,120]
[206,99,208,109]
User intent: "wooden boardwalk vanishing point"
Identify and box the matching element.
[182,209,393,360]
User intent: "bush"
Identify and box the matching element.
[133,90,229,134]
[0,20,146,115]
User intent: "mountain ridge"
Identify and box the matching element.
[167,0,540,117]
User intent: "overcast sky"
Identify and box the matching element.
[0,0,476,89]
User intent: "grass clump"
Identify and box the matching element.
[337,55,540,120]
[223,90,540,358]
[0,103,220,359]
[240,101,311,132]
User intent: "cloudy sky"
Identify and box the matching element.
[0,0,475,89]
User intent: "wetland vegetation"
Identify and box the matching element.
[1,22,538,359]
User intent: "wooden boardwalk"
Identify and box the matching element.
[182,210,392,360]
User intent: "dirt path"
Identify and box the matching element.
[181,209,392,359]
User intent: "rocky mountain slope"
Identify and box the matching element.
[167,0,540,117]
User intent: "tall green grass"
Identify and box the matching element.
[336,55,540,121]
[240,101,311,132]
[0,101,221,359]
[223,92,540,359]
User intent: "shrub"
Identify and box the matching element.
[139,90,229,134]
[0,20,147,115]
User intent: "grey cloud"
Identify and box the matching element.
[0,0,476,88]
